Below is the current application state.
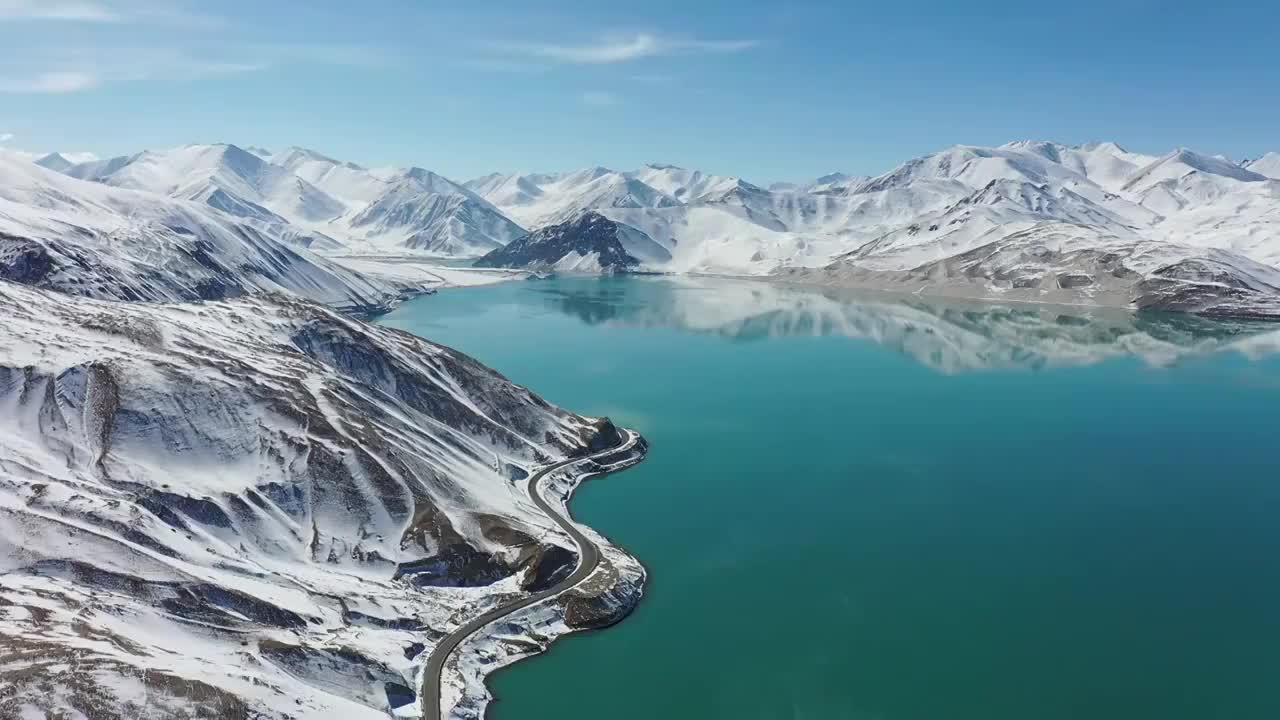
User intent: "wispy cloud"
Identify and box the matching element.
[0,71,99,93]
[0,1,223,27]
[0,48,269,94]
[0,1,120,22]
[580,91,621,107]
[0,132,13,142]
[496,32,759,65]
[0,40,392,95]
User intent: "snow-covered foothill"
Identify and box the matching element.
[0,279,632,718]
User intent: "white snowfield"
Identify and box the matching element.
[0,280,627,718]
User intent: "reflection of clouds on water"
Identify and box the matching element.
[534,276,1280,373]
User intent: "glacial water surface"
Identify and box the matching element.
[379,276,1280,720]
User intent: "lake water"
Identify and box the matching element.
[379,276,1280,720]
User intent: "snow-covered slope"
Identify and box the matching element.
[1246,152,1280,179]
[805,172,869,195]
[267,147,392,205]
[0,279,642,718]
[33,153,76,173]
[783,223,1280,318]
[344,168,525,256]
[56,145,525,257]
[628,163,749,203]
[71,144,346,225]
[0,154,410,311]
[466,167,681,230]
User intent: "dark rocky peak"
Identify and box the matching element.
[474,212,641,273]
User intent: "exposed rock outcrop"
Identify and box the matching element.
[475,212,668,273]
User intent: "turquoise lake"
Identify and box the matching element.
[379,276,1280,720]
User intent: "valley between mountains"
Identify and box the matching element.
[1,138,1279,719]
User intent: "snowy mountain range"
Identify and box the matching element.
[10,137,1280,315]
[470,141,1280,316]
[0,153,412,311]
[40,144,524,257]
[466,141,1280,276]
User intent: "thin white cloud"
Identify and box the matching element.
[0,132,13,142]
[0,41,389,95]
[0,71,99,93]
[498,32,759,65]
[0,1,223,27]
[581,91,621,107]
[0,1,120,22]
[0,44,274,94]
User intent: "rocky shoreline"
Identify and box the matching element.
[437,434,650,719]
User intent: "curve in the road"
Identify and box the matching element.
[420,430,638,719]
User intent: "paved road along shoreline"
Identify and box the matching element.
[420,430,641,719]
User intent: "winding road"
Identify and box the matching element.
[420,430,638,719]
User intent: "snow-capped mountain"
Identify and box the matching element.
[345,167,525,255]
[783,223,1280,319]
[475,211,669,272]
[0,154,407,311]
[33,152,76,173]
[0,279,642,718]
[23,137,1280,315]
[464,166,683,230]
[473,141,1279,267]
[266,146,391,205]
[1246,152,1280,179]
[54,144,525,257]
[461,140,1280,315]
[67,143,345,225]
[628,163,752,203]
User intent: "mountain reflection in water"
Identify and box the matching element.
[529,275,1280,373]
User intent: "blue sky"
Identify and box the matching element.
[1,0,1277,182]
